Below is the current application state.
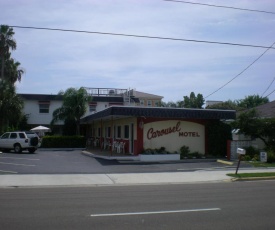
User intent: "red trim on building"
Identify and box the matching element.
[136,117,144,155]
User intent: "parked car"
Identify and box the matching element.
[0,131,41,153]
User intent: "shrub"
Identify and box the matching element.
[41,136,86,148]
[251,154,259,162]
[267,150,275,163]
[142,147,172,154]
[243,155,251,161]
[188,151,202,159]
[180,145,190,159]
[245,146,260,158]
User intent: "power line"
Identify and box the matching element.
[265,88,275,98]
[205,42,275,99]
[9,25,275,50]
[262,77,275,97]
[163,0,275,15]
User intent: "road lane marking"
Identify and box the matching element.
[0,162,35,166]
[0,157,40,161]
[90,208,221,217]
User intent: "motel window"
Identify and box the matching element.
[124,125,129,139]
[147,100,152,107]
[39,101,50,113]
[140,100,144,106]
[117,126,121,138]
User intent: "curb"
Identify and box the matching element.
[217,159,234,165]
[82,151,219,163]
[39,148,86,151]
[231,176,275,182]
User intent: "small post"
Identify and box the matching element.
[235,154,242,174]
[235,148,246,175]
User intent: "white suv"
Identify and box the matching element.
[0,131,41,153]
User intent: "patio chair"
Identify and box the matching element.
[112,141,118,152]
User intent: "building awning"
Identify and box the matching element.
[81,106,236,123]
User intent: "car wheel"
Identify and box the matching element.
[28,148,36,153]
[14,144,22,153]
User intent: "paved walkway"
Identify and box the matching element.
[1,168,275,188]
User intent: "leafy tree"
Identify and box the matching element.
[0,25,16,79]
[51,87,91,135]
[206,100,240,110]
[233,109,275,148]
[164,101,177,108]
[0,81,24,133]
[183,92,204,108]
[161,100,184,108]
[176,100,184,108]
[237,95,269,109]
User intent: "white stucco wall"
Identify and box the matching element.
[143,120,205,154]
[23,100,63,125]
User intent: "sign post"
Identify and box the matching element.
[235,148,246,174]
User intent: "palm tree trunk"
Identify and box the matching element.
[76,119,80,136]
[1,54,4,79]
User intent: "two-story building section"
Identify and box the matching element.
[19,88,163,133]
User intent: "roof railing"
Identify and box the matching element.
[84,87,132,97]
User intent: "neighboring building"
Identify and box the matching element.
[253,100,275,118]
[129,90,163,107]
[232,100,275,151]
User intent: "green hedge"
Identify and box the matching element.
[40,136,86,148]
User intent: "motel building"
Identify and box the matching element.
[81,106,236,156]
[19,87,235,157]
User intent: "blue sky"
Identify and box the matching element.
[1,0,275,103]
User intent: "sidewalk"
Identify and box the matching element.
[1,168,275,188]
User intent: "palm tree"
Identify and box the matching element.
[51,87,91,135]
[4,53,24,83]
[0,80,23,133]
[0,25,17,79]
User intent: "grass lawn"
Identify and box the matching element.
[227,172,275,178]
[249,162,275,167]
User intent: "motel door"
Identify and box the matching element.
[129,123,134,154]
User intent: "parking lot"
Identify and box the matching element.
[0,149,243,174]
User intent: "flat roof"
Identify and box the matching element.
[81,106,236,123]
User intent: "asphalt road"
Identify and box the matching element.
[1,181,275,230]
[0,149,249,174]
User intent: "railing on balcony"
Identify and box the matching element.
[84,87,136,105]
[84,87,131,97]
